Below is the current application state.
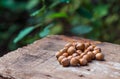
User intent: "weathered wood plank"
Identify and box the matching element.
[0,35,120,79]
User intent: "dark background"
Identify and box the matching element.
[0,0,120,56]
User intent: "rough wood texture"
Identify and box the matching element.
[0,35,120,79]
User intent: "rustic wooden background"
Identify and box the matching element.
[0,35,120,79]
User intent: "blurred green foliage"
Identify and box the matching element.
[0,0,120,56]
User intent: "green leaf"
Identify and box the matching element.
[50,24,63,34]
[39,29,50,38]
[105,14,119,25]
[31,5,46,17]
[60,0,71,3]
[26,0,39,10]
[77,7,93,19]
[13,26,35,43]
[49,12,68,19]
[70,0,81,11]
[49,1,60,9]
[93,5,109,18]
[39,24,54,37]
[0,0,14,9]
[71,25,93,35]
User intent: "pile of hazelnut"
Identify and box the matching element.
[55,41,104,67]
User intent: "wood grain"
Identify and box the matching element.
[0,35,120,79]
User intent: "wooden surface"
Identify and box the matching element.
[0,35,120,79]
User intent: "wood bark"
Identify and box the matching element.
[0,35,120,79]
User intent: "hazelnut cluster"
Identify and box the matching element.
[55,42,104,67]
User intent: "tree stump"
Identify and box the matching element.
[0,35,120,79]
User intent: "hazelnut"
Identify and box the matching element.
[93,50,99,55]
[83,54,91,62]
[72,53,79,57]
[61,58,70,67]
[84,42,91,49]
[91,44,96,48]
[79,58,88,66]
[62,53,69,57]
[94,46,101,52]
[60,47,67,53]
[80,53,86,58]
[65,43,73,47]
[70,57,79,66]
[55,51,64,58]
[56,41,104,67]
[58,56,66,64]
[75,56,81,60]
[84,49,89,53]
[87,51,95,60]
[67,56,73,60]
[72,41,79,46]
[76,50,82,55]
[95,53,104,60]
[67,46,76,55]
[86,45,94,51]
[76,43,85,50]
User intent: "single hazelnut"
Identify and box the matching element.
[91,44,96,48]
[60,47,67,53]
[72,41,78,46]
[67,46,76,55]
[76,43,85,51]
[70,57,79,66]
[67,56,73,60]
[95,53,104,60]
[80,53,86,58]
[92,53,95,59]
[62,53,69,57]
[75,56,81,60]
[94,46,101,52]
[55,51,64,58]
[65,43,73,47]
[87,51,95,60]
[83,54,91,62]
[58,56,66,64]
[84,42,91,49]
[61,58,70,67]
[86,45,94,51]
[84,49,89,53]
[93,50,99,55]
[76,50,82,55]
[72,53,79,57]
[79,58,88,66]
